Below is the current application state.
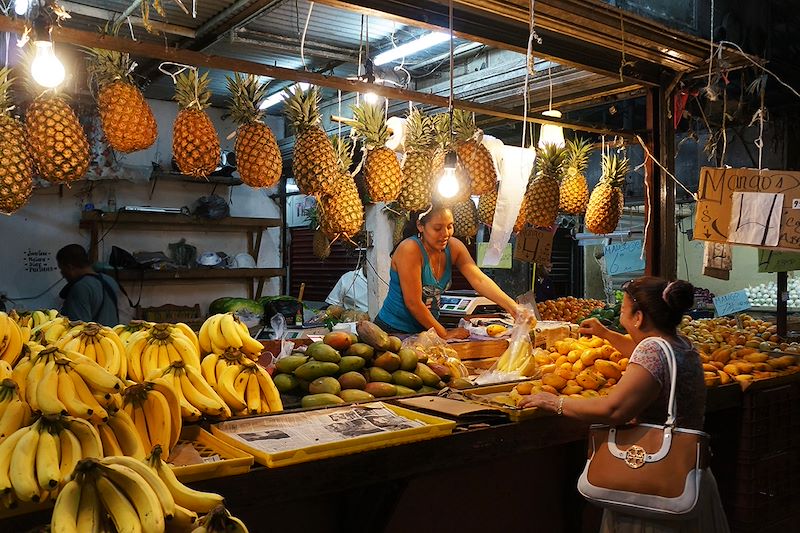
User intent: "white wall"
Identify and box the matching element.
[0,98,283,316]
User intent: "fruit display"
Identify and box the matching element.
[149,362,232,421]
[349,101,402,203]
[318,135,364,242]
[585,152,628,234]
[0,312,25,366]
[536,297,606,323]
[559,138,592,215]
[745,277,800,308]
[398,108,435,212]
[0,376,31,441]
[190,504,250,533]
[172,69,220,178]
[125,322,201,382]
[203,355,283,416]
[0,67,34,215]
[526,143,567,228]
[198,313,264,358]
[580,299,624,332]
[113,319,156,345]
[226,73,282,188]
[94,408,148,460]
[121,381,182,457]
[54,322,127,379]
[452,109,497,196]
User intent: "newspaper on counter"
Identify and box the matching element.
[213,402,425,454]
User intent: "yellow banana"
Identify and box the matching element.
[165,341,183,365]
[238,319,265,357]
[50,478,82,533]
[97,335,121,378]
[171,335,201,370]
[219,313,243,349]
[103,455,176,521]
[200,352,220,386]
[256,365,283,412]
[25,360,46,411]
[57,368,94,419]
[12,357,32,399]
[141,342,160,382]
[185,364,230,417]
[207,315,228,353]
[143,393,170,453]
[0,425,29,494]
[97,422,124,456]
[19,325,31,344]
[168,504,199,532]
[0,359,13,380]
[198,315,218,354]
[95,474,143,533]
[85,337,99,365]
[0,398,28,439]
[217,365,247,412]
[107,409,146,460]
[36,427,61,492]
[0,313,10,345]
[68,370,109,423]
[167,372,202,422]
[157,342,170,370]
[10,422,41,502]
[76,478,102,533]
[178,369,226,416]
[148,379,182,449]
[0,319,23,365]
[66,417,102,459]
[130,404,152,453]
[70,356,122,393]
[38,361,68,415]
[58,428,82,484]
[126,336,148,382]
[245,372,261,414]
[99,463,164,533]
[215,356,229,384]
[174,323,200,354]
[153,454,224,513]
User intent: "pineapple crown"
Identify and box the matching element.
[330,135,353,173]
[404,108,435,152]
[564,138,592,175]
[86,47,136,89]
[600,153,630,188]
[452,108,480,142]
[349,101,390,149]
[433,112,453,150]
[173,69,212,112]
[283,85,322,134]
[0,67,16,115]
[534,143,568,181]
[226,73,268,125]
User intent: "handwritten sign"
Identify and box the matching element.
[477,243,512,269]
[603,240,646,275]
[694,167,800,250]
[23,249,57,273]
[514,228,553,264]
[758,249,800,272]
[713,290,751,317]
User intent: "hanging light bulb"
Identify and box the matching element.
[538,109,565,148]
[31,17,65,89]
[363,91,379,104]
[14,0,29,16]
[436,150,460,199]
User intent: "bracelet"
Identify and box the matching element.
[556,396,565,416]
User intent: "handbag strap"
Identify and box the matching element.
[647,336,678,427]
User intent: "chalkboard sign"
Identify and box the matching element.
[713,290,751,316]
[514,228,553,264]
[758,249,800,272]
[604,240,646,275]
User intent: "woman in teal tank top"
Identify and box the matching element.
[376,205,518,338]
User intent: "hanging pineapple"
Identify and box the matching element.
[226,73,282,188]
[524,143,566,228]
[452,109,497,195]
[559,138,592,215]
[0,68,34,215]
[585,153,629,234]
[284,86,338,196]
[85,47,157,153]
[431,112,470,204]
[305,204,330,259]
[349,101,401,202]
[477,185,528,233]
[397,108,434,212]
[452,198,479,242]
[319,135,364,242]
[172,69,220,178]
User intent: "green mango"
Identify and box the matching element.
[394,385,417,396]
[301,393,345,408]
[343,343,375,361]
[338,371,367,390]
[338,356,366,374]
[309,376,341,395]
[398,348,419,371]
[294,361,340,381]
[392,370,423,390]
[273,373,299,393]
[365,366,393,383]
[338,389,375,403]
[306,342,342,363]
[275,355,309,374]
[364,382,397,398]
[414,362,442,388]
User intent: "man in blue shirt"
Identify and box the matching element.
[56,244,120,326]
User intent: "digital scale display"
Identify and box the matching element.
[440,296,472,311]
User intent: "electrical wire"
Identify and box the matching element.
[299,1,313,71]
[3,277,65,303]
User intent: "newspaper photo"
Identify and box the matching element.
[214,403,425,454]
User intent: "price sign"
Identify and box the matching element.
[477,243,512,269]
[713,290,751,316]
[514,228,553,264]
[758,249,800,272]
[604,240,646,275]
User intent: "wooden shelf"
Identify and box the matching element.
[80,211,280,233]
[112,268,285,281]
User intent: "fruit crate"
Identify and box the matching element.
[738,382,800,458]
[170,426,254,483]
[460,382,546,422]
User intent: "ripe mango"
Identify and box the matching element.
[364,382,397,398]
[540,384,559,395]
[301,393,345,408]
[294,361,340,381]
[388,336,403,353]
[394,385,417,396]
[450,377,473,390]
[338,356,366,374]
[356,320,392,350]
[392,370,423,390]
[594,359,623,381]
[398,348,419,371]
[338,389,375,402]
[343,342,375,362]
[338,371,367,390]
[273,373,299,393]
[414,363,442,387]
[575,370,605,391]
[365,366,393,383]
[562,383,583,395]
[373,351,401,372]
[418,385,441,393]
[309,376,341,395]
[306,342,341,363]
[542,373,567,390]
[275,355,309,374]
[427,363,453,383]
[323,331,353,352]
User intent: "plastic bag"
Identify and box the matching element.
[401,329,469,379]
[475,305,538,385]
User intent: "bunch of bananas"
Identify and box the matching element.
[0,377,30,440]
[200,347,254,387]
[121,380,182,457]
[51,445,228,533]
[0,311,25,366]
[126,323,202,383]
[14,347,123,422]
[113,319,155,345]
[0,415,101,505]
[215,358,282,416]
[191,504,250,533]
[30,316,72,346]
[152,361,231,421]
[199,313,264,358]
[54,322,127,379]
[27,309,62,328]
[6,310,32,344]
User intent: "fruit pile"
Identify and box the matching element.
[537,297,606,323]
[273,321,465,408]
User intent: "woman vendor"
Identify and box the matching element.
[375,204,518,339]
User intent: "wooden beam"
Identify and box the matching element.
[59,1,196,38]
[0,15,631,138]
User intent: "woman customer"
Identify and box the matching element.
[375,204,518,339]
[519,276,729,532]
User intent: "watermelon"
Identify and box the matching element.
[209,297,264,327]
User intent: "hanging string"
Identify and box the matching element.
[300,1,314,71]
[356,14,364,106]
[753,79,766,171]
[640,163,652,261]
[521,0,536,150]
[720,83,728,165]
[716,40,800,99]
[337,89,342,137]
[635,134,698,200]
[526,0,542,76]
[706,0,715,94]
[126,17,136,41]
[547,64,553,111]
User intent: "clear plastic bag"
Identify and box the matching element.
[475,305,538,385]
[401,328,469,379]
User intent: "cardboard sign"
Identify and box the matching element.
[713,290,751,317]
[694,167,800,250]
[758,249,800,272]
[514,228,553,264]
[603,240,646,275]
[477,243,512,269]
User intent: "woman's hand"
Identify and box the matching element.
[518,392,559,412]
[444,327,470,340]
[578,317,609,338]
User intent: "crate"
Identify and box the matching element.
[136,303,202,324]
[170,426,254,483]
[460,382,545,422]
[739,382,800,458]
[726,451,800,527]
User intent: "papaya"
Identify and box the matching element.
[365,366,393,383]
[388,336,403,353]
[273,373,299,393]
[306,342,341,363]
[394,385,416,396]
[343,342,375,362]
[338,389,375,402]
[323,331,353,352]
[338,371,367,390]
[398,348,419,371]
[338,356,366,373]
[294,361,340,381]
[391,370,423,390]
[594,359,623,381]
[309,376,342,395]
[356,321,392,350]
[275,355,309,374]
[364,382,397,398]
[301,393,345,408]
[414,363,441,387]
[542,373,567,390]
[374,351,401,372]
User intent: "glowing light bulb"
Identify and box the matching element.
[538,109,565,148]
[437,167,460,199]
[363,91,379,104]
[31,41,65,88]
[14,0,28,16]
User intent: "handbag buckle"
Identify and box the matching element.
[624,445,647,468]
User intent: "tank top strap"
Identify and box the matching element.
[412,236,428,261]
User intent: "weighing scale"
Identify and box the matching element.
[438,290,503,327]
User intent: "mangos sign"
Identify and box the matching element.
[694,167,800,250]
